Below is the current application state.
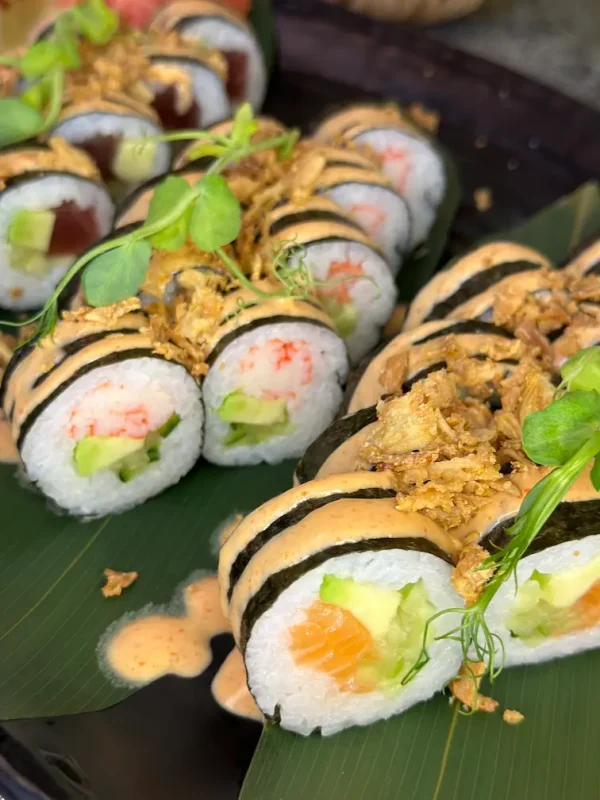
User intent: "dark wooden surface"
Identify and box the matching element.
[4,4,600,799]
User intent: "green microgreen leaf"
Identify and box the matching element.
[69,0,119,45]
[184,144,225,162]
[146,176,195,251]
[230,102,258,146]
[189,175,241,252]
[0,99,44,147]
[560,347,600,394]
[53,14,81,70]
[20,41,64,80]
[277,129,300,161]
[591,454,600,492]
[522,390,600,466]
[82,240,152,306]
[20,81,47,112]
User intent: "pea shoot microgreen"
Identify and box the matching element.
[403,347,600,708]
[2,104,304,340]
[0,0,119,148]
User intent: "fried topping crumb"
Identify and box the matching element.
[473,187,493,212]
[452,543,495,606]
[102,568,139,598]
[63,297,142,324]
[449,661,498,713]
[407,102,440,134]
[503,709,525,725]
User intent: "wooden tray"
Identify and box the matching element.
[3,3,600,799]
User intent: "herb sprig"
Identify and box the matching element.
[403,347,600,705]
[2,104,302,340]
[0,0,119,148]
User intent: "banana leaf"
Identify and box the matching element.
[241,180,600,799]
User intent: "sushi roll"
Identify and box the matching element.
[0,139,114,311]
[202,281,349,466]
[152,0,267,111]
[314,104,446,248]
[144,43,231,130]
[49,96,171,193]
[265,196,397,364]
[219,472,463,735]
[310,146,412,272]
[465,476,600,668]
[404,242,552,330]
[346,319,521,414]
[295,406,378,485]
[0,309,203,516]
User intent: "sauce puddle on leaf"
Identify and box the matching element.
[101,573,261,722]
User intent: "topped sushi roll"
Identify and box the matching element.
[0,139,113,310]
[151,0,268,111]
[314,103,446,248]
[0,301,204,516]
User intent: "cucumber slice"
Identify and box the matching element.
[8,209,55,253]
[112,139,157,184]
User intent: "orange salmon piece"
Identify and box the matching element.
[319,260,364,304]
[289,600,376,693]
[571,580,600,630]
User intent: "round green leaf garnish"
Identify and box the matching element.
[82,240,152,306]
[0,99,44,147]
[189,175,242,252]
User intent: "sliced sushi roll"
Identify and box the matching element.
[314,104,445,248]
[465,476,600,668]
[144,44,231,130]
[152,0,267,111]
[0,139,114,311]
[404,242,552,330]
[49,97,171,193]
[221,473,463,735]
[202,284,349,466]
[310,146,412,272]
[266,196,397,364]
[295,406,378,485]
[346,320,521,414]
[0,310,203,517]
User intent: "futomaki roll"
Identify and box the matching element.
[220,472,463,735]
[152,0,267,111]
[470,479,600,668]
[311,146,412,272]
[314,104,446,248]
[0,139,113,311]
[145,45,230,130]
[49,97,171,193]
[0,308,203,517]
[266,196,397,364]
[404,242,552,330]
[202,284,349,466]
[345,319,521,414]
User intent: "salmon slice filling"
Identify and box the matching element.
[508,556,600,643]
[317,260,365,338]
[289,576,435,694]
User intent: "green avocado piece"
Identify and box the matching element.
[8,209,56,253]
[9,245,50,277]
[320,575,401,640]
[118,448,155,483]
[223,418,292,447]
[73,436,145,477]
[112,138,157,184]
[320,298,358,338]
[218,392,288,426]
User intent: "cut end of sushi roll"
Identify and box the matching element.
[0,140,114,311]
[224,484,462,735]
[151,0,268,111]
[1,313,203,517]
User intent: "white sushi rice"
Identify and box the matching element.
[290,240,397,364]
[0,174,113,311]
[245,549,463,735]
[177,17,267,110]
[21,358,203,517]
[50,113,171,185]
[352,128,445,248]
[202,320,348,466]
[319,183,412,274]
[486,535,600,667]
[149,57,231,127]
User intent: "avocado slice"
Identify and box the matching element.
[73,436,145,477]
[9,246,50,277]
[218,392,288,426]
[112,138,158,184]
[118,448,156,483]
[320,575,401,640]
[320,298,358,338]
[8,209,56,253]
